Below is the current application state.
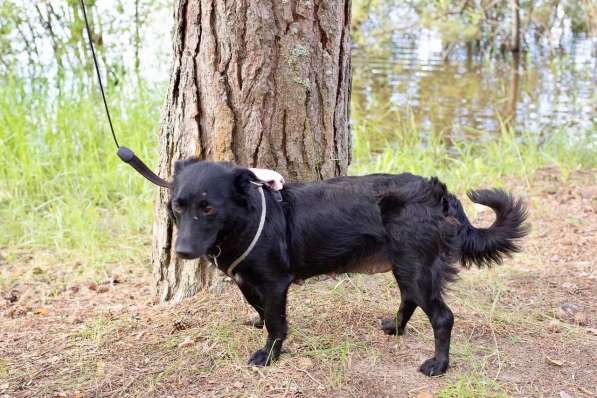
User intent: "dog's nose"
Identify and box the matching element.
[176,246,195,259]
[176,241,206,260]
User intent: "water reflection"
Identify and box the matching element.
[352,31,596,151]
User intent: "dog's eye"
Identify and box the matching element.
[202,206,216,216]
[197,200,215,216]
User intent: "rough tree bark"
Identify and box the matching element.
[152,0,352,303]
[511,0,520,52]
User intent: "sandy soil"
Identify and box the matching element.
[1,169,595,397]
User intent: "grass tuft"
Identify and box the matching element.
[350,110,596,192]
[437,373,507,398]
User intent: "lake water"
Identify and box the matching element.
[351,31,596,150]
[14,2,595,151]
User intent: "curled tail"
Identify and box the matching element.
[449,189,529,268]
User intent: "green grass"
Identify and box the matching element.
[0,78,161,268]
[0,358,7,379]
[1,78,595,272]
[72,317,124,345]
[351,110,596,193]
[437,373,508,398]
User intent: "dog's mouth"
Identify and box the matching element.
[177,245,220,261]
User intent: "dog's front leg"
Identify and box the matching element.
[238,283,264,328]
[247,281,290,366]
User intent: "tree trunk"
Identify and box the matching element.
[152,0,352,303]
[506,51,520,123]
[511,0,520,52]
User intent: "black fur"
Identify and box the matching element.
[168,161,529,375]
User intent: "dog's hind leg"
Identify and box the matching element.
[411,257,455,376]
[381,282,417,336]
[378,194,456,375]
[386,255,454,376]
[418,296,454,376]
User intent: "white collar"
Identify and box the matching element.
[210,182,267,276]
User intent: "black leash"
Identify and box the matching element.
[80,0,119,149]
[79,0,170,189]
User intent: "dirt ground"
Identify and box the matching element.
[1,169,596,398]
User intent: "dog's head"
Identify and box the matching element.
[169,159,259,260]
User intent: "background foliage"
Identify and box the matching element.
[353,0,596,56]
[0,0,595,261]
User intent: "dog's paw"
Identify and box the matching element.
[380,319,397,335]
[243,315,264,329]
[248,349,273,367]
[419,357,449,376]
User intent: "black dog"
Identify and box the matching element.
[168,160,528,376]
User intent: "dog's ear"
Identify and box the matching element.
[231,167,259,206]
[173,158,199,175]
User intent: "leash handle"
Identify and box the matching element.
[117,147,171,188]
